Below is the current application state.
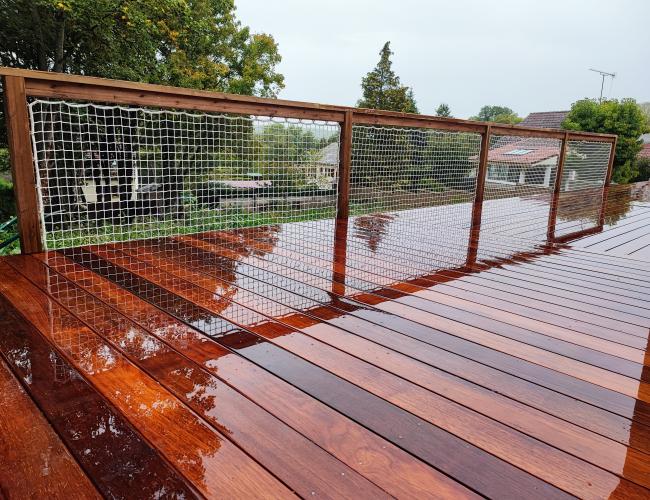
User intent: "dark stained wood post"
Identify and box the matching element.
[466,124,490,269]
[598,136,618,228]
[546,131,569,243]
[332,110,353,296]
[3,75,43,254]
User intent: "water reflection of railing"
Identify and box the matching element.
[1,67,616,261]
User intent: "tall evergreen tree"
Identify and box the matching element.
[357,42,418,113]
[435,103,452,117]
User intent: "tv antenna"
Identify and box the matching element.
[589,68,616,103]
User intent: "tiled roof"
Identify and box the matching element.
[485,144,560,165]
[470,138,560,165]
[317,142,339,165]
[518,111,569,129]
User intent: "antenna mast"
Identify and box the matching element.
[588,68,616,103]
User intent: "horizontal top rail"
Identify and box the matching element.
[0,67,616,142]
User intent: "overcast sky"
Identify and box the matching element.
[236,0,649,119]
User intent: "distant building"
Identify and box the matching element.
[518,111,569,129]
[483,141,559,187]
[471,111,569,188]
[314,142,339,179]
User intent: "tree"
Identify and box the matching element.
[639,102,650,124]
[0,0,284,96]
[435,103,452,117]
[357,42,418,113]
[470,105,522,124]
[562,98,649,183]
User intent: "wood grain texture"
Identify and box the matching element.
[0,356,99,499]
[7,254,392,499]
[64,245,571,499]
[0,260,294,499]
[156,236,650,454]
[0,295,199,499]
[37,252,473,500]
[75,245,650,498]
[2,75,42,253]
[114,238,650,489]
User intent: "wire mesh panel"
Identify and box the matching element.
[349,125,481,270]
[555,140,611,238]
[477,135,560,259]
[29,99,340,249]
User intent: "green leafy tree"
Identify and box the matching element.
[0,0,284,96]
[639,102,650,124]
[435,103,452,117]
[562,98,649,183]
[470,105,522,124]
[254,123,321,186]
[357,42,418,113]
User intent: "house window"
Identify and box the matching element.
[487,164,521,184]
[504,149,534,156]
[525,165,547,186]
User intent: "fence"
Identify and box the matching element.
[1,68,616,271]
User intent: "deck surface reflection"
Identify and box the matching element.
[1,183,650,498]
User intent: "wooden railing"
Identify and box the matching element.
[0,67,617,256]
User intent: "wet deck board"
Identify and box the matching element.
[1,184,650,498]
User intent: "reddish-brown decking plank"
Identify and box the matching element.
[192,231,649,400]
[0,357,99,499]
[275,231,650,336]
[34,253,475,500]
[205,227,650,338]
[486,260,650,307]
[6,255,393,499]
[117,238,650,477]
[482,264,650,312]
[0,261,294,499]
[60,248,566,499]
[77,245,650,498]
[181,232,650,426]
[177,234,647,366]
[0,297,200,499]
[408,288,645,363]
[126,237,650,455]
[574,216,650,249]
[599,232,650,257]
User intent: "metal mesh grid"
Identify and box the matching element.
[29,99,340,250]
[479,135,560,250]
[555,140,612,238]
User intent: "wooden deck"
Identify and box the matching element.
[1,184,650,499]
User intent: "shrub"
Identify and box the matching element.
[634,157,650,182]
[0,178,15,220]
[0,148,9,173]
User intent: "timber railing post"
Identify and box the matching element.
[598,136,617,228]
[466,124,490,268]
[332,110,353,296]
[3,75,43,254]
[546,131,569,244]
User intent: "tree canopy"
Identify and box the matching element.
[470,105,522,124]
[0,0,284,97]
[562,98,649,183]
[435,103,452,117]
[357,42,418,113]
